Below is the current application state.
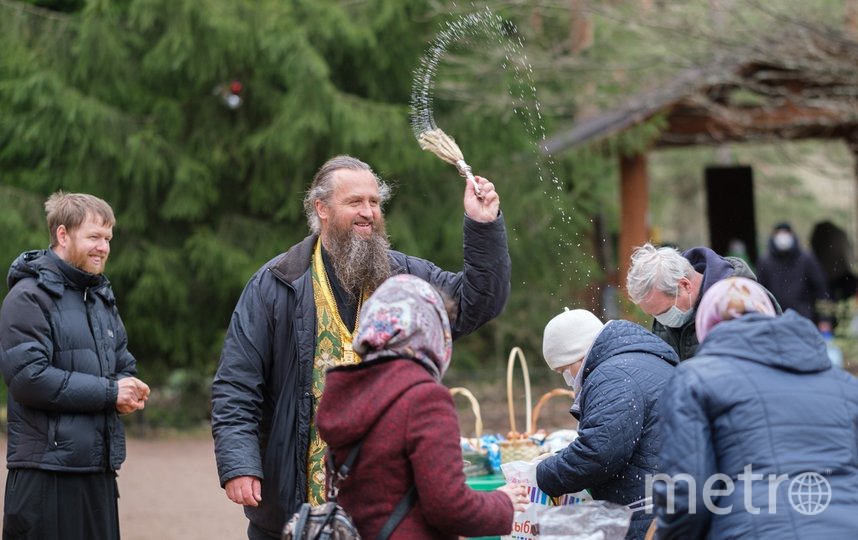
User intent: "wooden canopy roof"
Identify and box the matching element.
[540,27,858,296]
[542,28,858,153]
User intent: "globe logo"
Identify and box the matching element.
[788,472,832,515]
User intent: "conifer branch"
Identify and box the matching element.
[0,0,72,22]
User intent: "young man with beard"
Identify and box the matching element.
[211,155,511,539]
[0,192,150,540]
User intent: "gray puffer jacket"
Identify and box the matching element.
[0,249,136,472]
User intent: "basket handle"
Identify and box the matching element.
[530,388,575,435]
[450,387,483,451]
[506,346,532,435]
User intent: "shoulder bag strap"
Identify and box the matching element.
[375,485,418,540]
[293,503,312,539]
[327,438,365,499]
[327,438,418,539]
[338,439,363,477]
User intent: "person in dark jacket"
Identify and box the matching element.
[317,274,527,539]
[211,155,511,539]
[653,277,858,540]
[757,222,829,323]
[626,242,778,360]
[0,192,150,540]
[810,220,858,304]
[535,309,679,540]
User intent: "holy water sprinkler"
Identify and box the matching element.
[417,128,481,197]
[410,12,495,199]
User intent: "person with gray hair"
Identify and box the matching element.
[625,242,776,360]
[211,155,511,539]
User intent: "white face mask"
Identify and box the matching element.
[773,231,794,251]
[654,290,694,328]
[562,370,576,387]
[655,305,693,328]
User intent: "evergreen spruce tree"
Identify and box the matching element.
[0,0,617,416]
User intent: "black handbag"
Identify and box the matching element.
[282,439,417,540]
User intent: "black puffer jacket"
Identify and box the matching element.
[536,320,679,540]
[211,215,510,537]
[0,249,136,472]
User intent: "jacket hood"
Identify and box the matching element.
[7,249,50,290]
[696,310,830,373]
[318,358,436,448]
[7,249,111,301]
[584,319,679,379]
[683,247,756,302]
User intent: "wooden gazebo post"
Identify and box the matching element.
[618,151,650,293]
[848,134,858,246]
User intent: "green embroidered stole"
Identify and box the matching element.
[307,239,365,506]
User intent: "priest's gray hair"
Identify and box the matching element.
[303,155,392,235]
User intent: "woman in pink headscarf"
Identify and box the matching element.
[317,274,526,539]
[653,277,858,540]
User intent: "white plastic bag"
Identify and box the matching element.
[500,460,592,539]
[536,501,632,540]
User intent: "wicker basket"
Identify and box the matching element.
[499,347,542,463]
[530,388,575,435]
[644,518,657,540]
[450,387,492,477]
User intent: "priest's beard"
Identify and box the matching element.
[327,222,391,300]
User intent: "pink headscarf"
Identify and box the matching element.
[352,275,452,381]
[695,276,777,342]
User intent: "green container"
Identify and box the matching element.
[465,473,506,539]
[466,472,506,491]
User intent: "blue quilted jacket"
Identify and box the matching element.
[536,320,679,540]
[654,311,858,539]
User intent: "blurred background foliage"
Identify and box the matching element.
[1,0,856,428]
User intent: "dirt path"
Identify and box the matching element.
[0,434,249,540]
[0,384,575,539]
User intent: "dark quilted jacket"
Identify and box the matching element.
[0,249,135,473]
[654,311,858,540]
[536,320,679,540]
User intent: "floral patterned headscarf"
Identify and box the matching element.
[695,276,777,342]
[352,274,453,381]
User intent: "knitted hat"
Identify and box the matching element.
[542,309,605,370]
[695,277,776,342]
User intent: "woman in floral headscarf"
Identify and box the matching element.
[654,277,858,540]
[317,274,526,539]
